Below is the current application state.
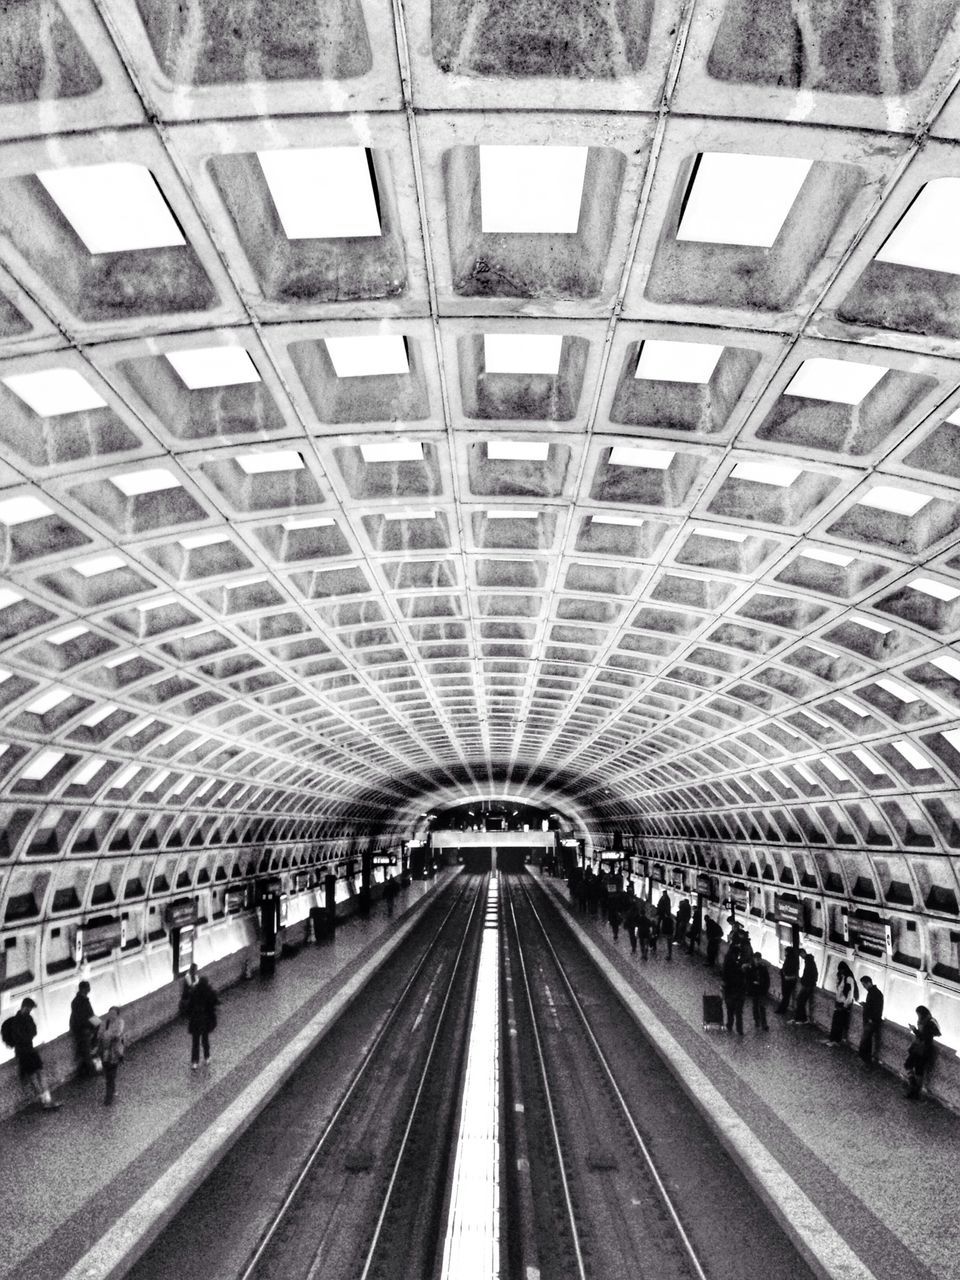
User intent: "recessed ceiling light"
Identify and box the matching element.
[2,368,107,416]
[384,509,436,521]
[857,485,931,516]
[361,440,423,463]
[875,676,919,703]
[0,495,53,526]
[486,440,549,461]
[910,577,960,602]
[48,624,89,645]
[81,703,116,726]
[73,554,125,577]
[71,757,105,786]
[785,357,887,406]
[677,153,812,248]
[592,513,645,527]
[834,695,868,715]
[693,525,746,542]
[634,339,724,384]
[479,145,588,234]
[819,755,850,781]
[178,531,230,549]
[851,613,892,634]
[138,594,178,612]
[111,763,142,789]
[793,761,817,785]
[483,334,563,375]
[875,178,960,276]
[799,546,854,567]
[257,147,381,240]
[892,738,929,769]
[112,469,181,497]
[325,335,409,378]
[147,768,171,790]
[36,163,185,254]
[282,515,336,530]
[236,450,303,475]
[852,746,885,774]
[942,728,960,751]
[731,460,801,487]
[27,686,72,715]
[947,406,960,425]
[932,654,960,680]
[20,749,65,781]
[165,347,260,390]
[609,445,674,469]
[103,653,135,668]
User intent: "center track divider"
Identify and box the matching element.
[504,874,710,1280]
[238,874,486,1280]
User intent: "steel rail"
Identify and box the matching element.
[237,877,478,1280]
[354,873,488,1280]
[517,877,710,1280]
[504,877,589,1280]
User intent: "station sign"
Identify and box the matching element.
[224,886,247,914]
[696,872,713,897]
[165,898,198,929]
[670,867,687,891]
[850,913,889,954]
[776,894,802,925]
[728,883,749,912]
[76,917,125,962]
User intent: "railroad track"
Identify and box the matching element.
[502,873,708,1280]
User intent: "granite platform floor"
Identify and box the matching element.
[532,869,960,1280]
[0,872,455,1280]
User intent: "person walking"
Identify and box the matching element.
[687,902,703,955]
[661,908,675,962]
[636,906,652,961]
[748,954,770,1030]
[1,998,61,1110]
[675,898,691,953]
[904,1006,941,1099]
[791,950,819,1024]
[69,980,101,1077]
[858,976,884,1068]
[722,940,748,1035]
[704,914,722,968]
[776,944,800,1016]
[624,898,640,956]
[383,876,397,917]
[826,961,858,1045]
[98,1006,126,1106]
[183,972,219,1069]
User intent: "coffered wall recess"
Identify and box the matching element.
[0,2,959,978]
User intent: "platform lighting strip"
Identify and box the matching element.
[440,875,501,1280]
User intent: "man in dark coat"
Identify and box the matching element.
[722,942,748,1035]
[70,980,100,1076]
[675,898,691,952]
[6,998,61,1110]
[182,973,219,1069]
[776,945,800,1016]
[858,976,884,1067]
[791,951,819,1024]
[704,914,722,968]
[687,902,703,954]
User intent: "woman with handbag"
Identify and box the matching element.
[98,1007,126,1106]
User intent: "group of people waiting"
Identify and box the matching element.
[1,962,220,1113]
[571,867,943,1100]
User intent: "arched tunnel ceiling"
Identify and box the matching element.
[0,0,958,867]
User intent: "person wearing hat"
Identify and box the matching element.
[4,998,61,1111]
[70,980,101,1077]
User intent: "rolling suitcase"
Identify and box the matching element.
[702,993,724,1030]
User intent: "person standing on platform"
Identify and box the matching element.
[636,905,652,961]
[722,940,748,1035]
[183,973,219,1070]
[98,1006,126,1106]
[607,893,622,943]
[791,950,819,1024]
[70,980,101,1077]
[624,897,640,956]
[748,954,770,1030]
[776,944,800,1016]
[661,907,675,962]
[826,961,857,1045]
[687,901,703,954]
[384,876,397,917]
[858,976,884,1068]
[2,997,61,1111]
[675,898,691,954]
[904,1006,941,1099]
[704,914,722,968]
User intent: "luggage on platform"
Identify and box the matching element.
[702,993,724,1030]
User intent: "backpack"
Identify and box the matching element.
[1,1015,18,1049]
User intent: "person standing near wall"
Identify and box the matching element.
[826,961,857,1046]
[70,980,101,1077]
[98,1006,126,1106]
[858,976,884,1068]
[183,973,219,1070]
[790,950,819,1025]
[776,944,800,1016]
[1,998,61,1111]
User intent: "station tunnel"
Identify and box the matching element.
[0,2,959,1278]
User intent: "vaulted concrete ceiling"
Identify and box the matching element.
[0,0,959,877]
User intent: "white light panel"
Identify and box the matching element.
[852,746,886,774]
[3,368,107,416]
[794,761,818,785]
[27,687,71,715]
[486,440,548,461]
[892,739,930,770]
[731,460,801,487]
[486,509,540,520]
[236,450,303,475]
[609,445,674,469]
[820,755,850,781]
[634,339,724,384]
[785,357,887,405]
[384,509,436,521]
[282,515,335,530]
[851,614,892,634]
[178,532,230,549]
[71,757,105,786]
[875,677,919,703]
[325,335,409,378]
[483,333,563,375]
[37,163,185,254]
[858,485,931,516]
[361,440,423,463]
[258,147,381,240]
[479,144,588,233]
[111,763,141,790]
[81,704,116,727]
[677,153,812,247]
[21,749,65,781]
[48,624,89,645]
[910,577,960,602]
[799,546,853,566]
[0,588,22,608]
[834,695,868,716]
[876,178,960,276]
[165,347,260,390]
[0,495,52,525]
[112,469,181,497]
[592,513,645,527]
[74,554,125,577]
[138,595,177,612]
[931,654,960,680]
[943,728,960,751]
[694,525,747,542]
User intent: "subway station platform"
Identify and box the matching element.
[531,868,959,1280]
[0,872,454,1280]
